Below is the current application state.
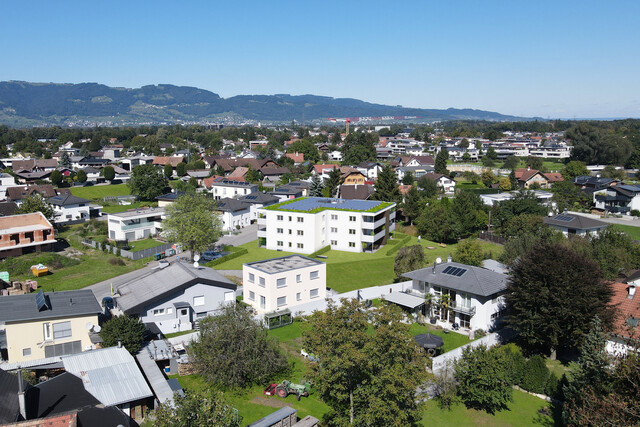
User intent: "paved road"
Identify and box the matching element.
[218,223,258,247]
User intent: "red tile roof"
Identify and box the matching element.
[152,156,184,167]
[313,164,339,174]
[286,152,305,163]
[543,172,564,182]
[610,281,640,338]
[202,175,225,188]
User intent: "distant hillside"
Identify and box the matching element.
[0,81,532,127]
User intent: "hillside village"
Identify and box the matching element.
[0,122,639,426]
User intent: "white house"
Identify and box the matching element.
[243,255,326,315]
[543,213,608,237]
[215,198,252,231]
[402,259,508,332]
[356,162,383,180]
[328,150,343,162]
[47,194,91,224]
[238,192,280,222]
[257,197,396,254]
[594,184,640,215]
[421,173,456,194]
[210,179,258,200]
[0,173,20,201]
[107,207,165,241]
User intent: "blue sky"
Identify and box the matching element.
[1,0,639,118]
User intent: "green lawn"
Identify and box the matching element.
[101,201,157,214]
[408,323,472,353]
[211,234,503,293]
[127,238,167,252]
[613,224,640,240]
[421,389,553,426]
[70,183,131,200]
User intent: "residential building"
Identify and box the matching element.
[47,194,91,224]
[257,197,396,254]
[152,156,185,169]
[0,212,55,259]
[421,173,456,193]
[515,168,563,189]
[356,162,383,180]
[594,184,640,215]
[395,165,435,182]
[112,262,236,334]
[338,184,374,200]
[215,198,252,231]
[480,190,554,207]
[0,289,101,363]
[341,167,367,185]
[286,152,305,164]
[543,212,608,236]
[210,179,258,200]
[107,207,165,242]
[606,278,640,355]
[261,167,292,185]
[402,259,508,331]
[238,191,280,222]
[0,173,20,201]
[243,255,326,315]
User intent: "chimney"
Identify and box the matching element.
[117,339,122,348]
[447,254,452,263]
[17,368,26,420]
[432,261,437,274]
[629,284,636,299]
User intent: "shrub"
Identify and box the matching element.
[544,373,560,398]
[521,355,550,394]
[109,258,125,266]
[631,209,640,217]
[207,248,248,266]
[494,343,526,386]
[474,329,486,338]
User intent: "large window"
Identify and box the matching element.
[44,340,82,358]
[53,321,72,339]
[310,288,319,298]
[277,215,283,221]
[297,230,304,236]
[249,291,255,301]
[277,277,287,288]
[260,295,266,309]
[310,270,319,279]
[193,296,205,306]
[259,277,265,287]
[248,273,255,283]
[277,296,287,307]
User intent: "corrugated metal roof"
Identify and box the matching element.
[136,351,175,405]
[62,347,153,406]
[385,292,425,309]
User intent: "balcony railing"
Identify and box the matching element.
[606,205,630,213]
[257,227,267,237]
[449,301,476,316]
[121,222,158,231]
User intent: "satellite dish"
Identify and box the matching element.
[193,261,199,268]
[193,254,201,262]
[85,322,94,331]
[94,325,101,333]
[435,257,442,264]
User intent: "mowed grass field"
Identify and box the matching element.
[613,223,640,240]
[69,183,131,200]
[210,234,503,293]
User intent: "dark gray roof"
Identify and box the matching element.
[238,191,279,205]
[403,261,507,297]
[249,407,297,427]
[114,262,235,314]
[210,179,257,188]
[0,202,18,216]
[339,184,374,200]
[47,194,90,206]
[0,290,101,323]
[543,213,608,231]
[0,370,20,424]
[216,197,251,212]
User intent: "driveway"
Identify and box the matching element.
[218,223,258,247]
[568,211,640,227]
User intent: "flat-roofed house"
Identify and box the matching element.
[209,179,258,200]
[243,255,326,315]
[0,212,55,259]
[107,207,165,242]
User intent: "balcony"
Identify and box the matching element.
[257,227,267,237]
[606,205,630,214]
[257,216,266,225]
[449,301,476,316]
[121,221,157,231]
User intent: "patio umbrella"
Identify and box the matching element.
[414,333,444,349]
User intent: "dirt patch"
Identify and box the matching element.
[250,395,290,408]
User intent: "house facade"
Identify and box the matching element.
[257,197,396,254]
[594,184,640,215]
[48,194,91,224]
[210,180,258,200]
[215,198,252,231]
[243,255,326,315]
[0,212,55,259]
[0,290,101,363]
[403,260,508,332]
[107,207,165,242]
[543,212,608,236]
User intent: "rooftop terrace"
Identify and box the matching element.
[245,255,323,274]
[263,197,394,213]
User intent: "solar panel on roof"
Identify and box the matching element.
[554,215,574,222]
[35,290,49,311]
[442,266,455,275]
[455,268,467,276]
[442,266,467,277]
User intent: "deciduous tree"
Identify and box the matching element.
[394,245,426,278]
[75,169,87,184]
[50,170,63,186]
[102,165,115,182]
[16,194,55,224]
[99,315,146,355]
[163,163,173,178]
[453,239,484,266]
[152,388,242,427]
[128,164,169,201]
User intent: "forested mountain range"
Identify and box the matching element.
[0,81,531,127]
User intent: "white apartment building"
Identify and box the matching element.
[107,207,165,241]
[210,180,258,200]
[243,255,326,314]
[257,197,396,254]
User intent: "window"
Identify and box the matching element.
[153,308,165,316]
[349,242,356,247]
[43,323,52,341]
[296,274,301,283]
[310,270,319,279]
[297,230,304,236]
[288,216,292,221]
[224,292,234,302]
[277,228,283,234]
[331,214,338,220]
[349,229,356,234]
[259,277,265,287]
[277,277,287,288]
[288,242,292,247]
[310,288,319,298]
[249,291,255,301]
[277,215,283,221]
[277,241,283,247]
[23,348,31,357]
[193,296,205,306]
[459,314,471,329]
[349,216,356,222]
[331,240,337,245]
[296,292,302,301]
[297,243,304,249]
[53,322,71,340]
[297,217,304,223]
[248,273,255,283]
[289,229,292,234]
[331,227,337,233]
[460,293,472,309]
[277,296,287,307]
[260,295,266,309]
[44,340,82,358]
[180,308,188,316]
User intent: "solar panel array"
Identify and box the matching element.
[442,266,467,277]
[554,214,574,222]
[35,290,49,311]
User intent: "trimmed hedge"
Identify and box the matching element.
[520,355,550,394]
[207,247,249,266]
[386,235,411,256]
[310,245,331,258]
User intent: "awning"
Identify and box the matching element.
[385,292,425,309]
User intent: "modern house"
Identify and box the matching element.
[0,289,101,363]
[113,262,236,334]
[238,192,280,222]
[594,184,640,215]
[47,194,91,224]
[215,198,252,231]
[543,213,608,236]
[210,179,258,200]
[257,197,396,254]
[243,255,326,315]
[0,212,56,259]
[0,173,20,201]
[402,259,508,332]
[480,190,554,207]
[107,207,165,242]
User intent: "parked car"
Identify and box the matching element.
[200,251,223,262]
